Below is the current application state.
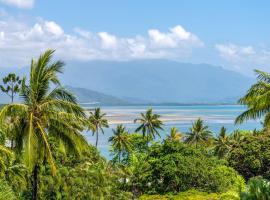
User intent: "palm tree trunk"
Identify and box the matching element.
[11,82,14,103]
[95,129,99,147]
[146,129,150,148]
[32,164,39,200]
[11,91,14,103]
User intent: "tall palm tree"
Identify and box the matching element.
[134,108,163,144]
[214,126,230,158]
[185,118,212,147]
[235,70,270,129]
[88,108,109,147]
[0,50,87,200]
[166,127,182,142]
[109,124,132,163]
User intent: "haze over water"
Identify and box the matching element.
[83,105,261,158]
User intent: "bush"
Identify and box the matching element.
[139,189,240,200]
[139,194,170,200]
[208,165,245,192]
[133,141,244,194]
[174,190,219,200]
[227,133,270,180]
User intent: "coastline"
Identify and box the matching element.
[84,104,247,125]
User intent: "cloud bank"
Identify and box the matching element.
[0,15,203,67]
[1,11,268,75]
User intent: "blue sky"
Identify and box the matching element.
[0,0,270,75]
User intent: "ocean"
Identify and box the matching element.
[82,105,261,158]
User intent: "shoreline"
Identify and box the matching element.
[84,105,245,125]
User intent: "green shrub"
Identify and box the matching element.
[208,165,245,192]
[174,190,219,200]
[134,141,244,194]
[139,189,240,200]
[227,133,270,180]
[139,194,170,200]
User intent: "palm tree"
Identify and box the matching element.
[134,108,163,145]
[214,127,230,158]
[228,129,247,149]
[0,123,15,174]
[0,179,16,200]
[0,142,13,177]
[166,127,182,142]
[0,50,87,200]
[88,108,109,147]
[235,70,270,129]
[109,124,132,163]
[185,118,212,147]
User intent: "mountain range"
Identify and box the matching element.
[66,86,129,105]
[0,60,254,104]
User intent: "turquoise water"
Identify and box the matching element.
[83,105,261,158]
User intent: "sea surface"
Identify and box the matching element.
[82,105,261,158]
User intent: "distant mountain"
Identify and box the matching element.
[66,86,129,105]
[62,60,254,104]
[0,60,254,104]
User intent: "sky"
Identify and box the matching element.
[0,0,270,75]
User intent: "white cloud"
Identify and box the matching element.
[0,0,34,9]
[216,44,255,60]
[43,21,64,36]
[98,32,118,49]
[148,25,203,48]
[171,26,191,40]
[148,29,176,48]
[215,43,270,73]
[0,16,204,67]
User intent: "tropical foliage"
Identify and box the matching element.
[235,70,270,128]
[240,177,270,200]
[0,50,89,199]
[0,52,270,199]
[0,179,16,200]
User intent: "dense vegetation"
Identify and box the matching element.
[0,50,270,199]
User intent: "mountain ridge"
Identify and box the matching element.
[0,60,253,104]
[62,60,253,103]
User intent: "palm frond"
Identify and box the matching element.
[37,122,56,175]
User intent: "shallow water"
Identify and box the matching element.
[82,105,261,158]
